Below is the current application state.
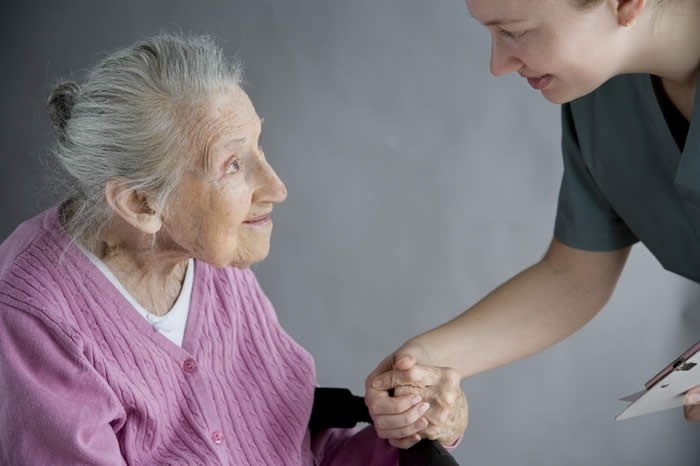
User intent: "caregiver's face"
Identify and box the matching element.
[162,85,287,269]
[466,0,621,103]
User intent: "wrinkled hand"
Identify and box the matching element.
[365,343,468,449]
[684,385,700,421]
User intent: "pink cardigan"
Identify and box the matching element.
[0,207,398,465]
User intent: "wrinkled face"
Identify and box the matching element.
[161,86,287,268]
[466,0,622,103]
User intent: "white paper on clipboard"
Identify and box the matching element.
[616,349,700,421]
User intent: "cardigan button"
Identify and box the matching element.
[182,359,197,374]
[212,431,224,445]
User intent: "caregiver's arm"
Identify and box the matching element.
[370,237,630,381]
[408,238,630,376]
[366,239,629,444]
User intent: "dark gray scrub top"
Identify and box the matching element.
[554,73,700,283]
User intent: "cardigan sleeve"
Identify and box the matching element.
[0,304,127,466]
[311,426,399,466]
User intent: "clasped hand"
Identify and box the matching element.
[364,345,468,449]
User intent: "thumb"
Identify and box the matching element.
[394,350,417,371]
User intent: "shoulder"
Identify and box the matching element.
[564,74,650,160]
[0,207,65,300]
[0,207,55,278]
[0,206,86,344]
[568,74,647,129]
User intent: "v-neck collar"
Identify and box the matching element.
[44,205,209,360]
[650,75,690,151]
[642,72,700,199]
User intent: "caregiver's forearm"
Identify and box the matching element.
[409,239,630,378]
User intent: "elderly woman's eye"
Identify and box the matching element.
[226,158,241,175]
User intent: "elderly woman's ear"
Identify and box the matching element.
[105,178,162,235]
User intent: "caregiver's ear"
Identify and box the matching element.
[611,0,646,27]
[105,178,163,234]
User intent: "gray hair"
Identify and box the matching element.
[47,33,243,250]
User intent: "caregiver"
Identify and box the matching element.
[366,0,700,444]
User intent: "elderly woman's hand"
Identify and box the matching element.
[365,344,468,448]
[684,385,700,421]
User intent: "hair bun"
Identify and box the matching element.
[47,81,80,136]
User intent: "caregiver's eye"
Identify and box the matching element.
[499,29,527,40]
[225,158,241,175]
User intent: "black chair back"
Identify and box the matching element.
[310,387,459,466]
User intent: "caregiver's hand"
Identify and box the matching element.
[365,343,468,448]
[684,385,700,421]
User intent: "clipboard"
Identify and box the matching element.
[616,340,700,421]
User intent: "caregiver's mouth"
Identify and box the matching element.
[526,74,553,90]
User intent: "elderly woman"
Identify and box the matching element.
[0,34,466,465]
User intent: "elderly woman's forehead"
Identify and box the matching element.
[205,89,260,138]
[211,87,254,115]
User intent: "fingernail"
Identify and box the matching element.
[419,402,430,413]
[411,395,422,404]
[687,393,700,405]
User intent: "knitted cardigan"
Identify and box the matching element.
[0,206,397,465]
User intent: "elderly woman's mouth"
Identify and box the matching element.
[243,213,272,227]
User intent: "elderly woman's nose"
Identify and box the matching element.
[254,158,287,203]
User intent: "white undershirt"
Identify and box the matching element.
[78,245,194,347]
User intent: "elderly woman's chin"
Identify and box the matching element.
[212,230,273,269]
[230,245,271,269]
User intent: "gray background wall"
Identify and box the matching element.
[2,1,699,464]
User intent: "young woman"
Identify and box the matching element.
[365,0,700,447]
